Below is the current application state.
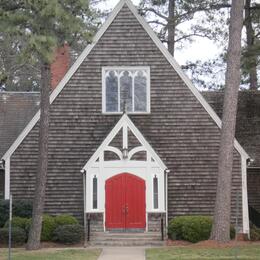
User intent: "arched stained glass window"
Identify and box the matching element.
[120,71,133,112]
[103,67,150,113]
[134,71,147,112]
[106,71,118,112]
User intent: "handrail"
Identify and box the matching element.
[161,215,164,241]
[87,215,91,241]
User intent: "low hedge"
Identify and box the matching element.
[250,225,260,241]
[168,216,235,243]
[54,214,78,226]
[52,224,84,244]
[41,215,56,241]
[4,216,31,236]
[4,215,55,241]
[0,227,27,245]
[1,213,81,242]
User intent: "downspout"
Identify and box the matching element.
[81,169,87,247]
[0,159,5,198]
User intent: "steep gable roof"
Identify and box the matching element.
[1,0,249,161]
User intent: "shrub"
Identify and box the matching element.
[55,214,79,226]
[4,217,31,235]
[41,215,56,241]
[230,225,236,240]
[0,199,32,228]
[13,200,32,218]
[0,200,9,227]
[250,225,260,241]
[53,224,84,244]
[168,216,187,240]
[0,227,27,245]
[168,216,236,243]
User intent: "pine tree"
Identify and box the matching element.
[210,0,244,242]
[0,0,98,250]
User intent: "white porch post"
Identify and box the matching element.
[82,169,87,246]
[241,156,250,235]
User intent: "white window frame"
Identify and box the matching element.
[102,66,151,114]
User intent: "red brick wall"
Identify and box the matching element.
[50,44,70,90]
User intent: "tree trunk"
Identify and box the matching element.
[245,0,258,90]
[26,62,50,250]
[210,0,244,242]
[168,0,175,56]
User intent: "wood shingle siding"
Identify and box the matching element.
[10,4,243,226]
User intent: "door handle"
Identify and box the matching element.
[125,205,128,215]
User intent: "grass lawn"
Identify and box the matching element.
[0,248,101,260]
[146,245,260,260]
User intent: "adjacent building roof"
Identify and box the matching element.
[203,91,260,168]
[0,92,40,159]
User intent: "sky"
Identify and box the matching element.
[97,0,221,66]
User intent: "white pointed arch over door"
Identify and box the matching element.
[82,114,167,171]
[82,114,168,219]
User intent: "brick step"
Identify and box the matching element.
[89,240,165,247]
[89,232,165,246]
[92,232,161,238]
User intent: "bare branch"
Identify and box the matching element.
[141,7,168,20]
[175,33,212,43]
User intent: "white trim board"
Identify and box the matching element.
[1,0,249,161]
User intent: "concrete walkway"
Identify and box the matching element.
[98,247,145,260]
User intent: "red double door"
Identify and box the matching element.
[105,173,146,230]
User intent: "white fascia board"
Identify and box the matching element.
[2,0,249,162]
[1,0,126,161]
[83,114,127,170]
[124,116,167,170]
[124,0,249,160]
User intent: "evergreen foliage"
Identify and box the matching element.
[52,224,84,244]
[0,227,27,245]
[0,0,101,91]
[4,216,31,232]
[0,199,32,228]
[41,215,56,241]
[54,214,79,226]
[168,216,235,243]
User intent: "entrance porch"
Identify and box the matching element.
[81,114,168,239]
